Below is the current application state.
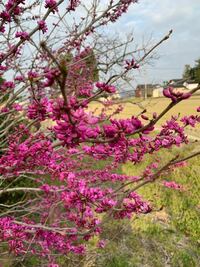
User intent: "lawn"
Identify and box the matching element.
[88,96,200,266]
[90,96,200,119]
[92,144,200,267]
[89,95,200,138]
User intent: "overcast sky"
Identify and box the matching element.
[114,0,200,84]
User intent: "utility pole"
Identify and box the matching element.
[144,69,148,100]
[144,83,147,100]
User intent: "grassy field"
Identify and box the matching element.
[88,96,200,267]
[92,144,200,267]
[89,96,200,138]
[90,96,200,119]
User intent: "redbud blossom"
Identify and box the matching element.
[163,181,183,190]
[45,0,58,13]
[37,20,48,33]
[125,59,139,70]
[15,31,29,40]
[67,0,81,11]
[96,82,116,93]
[163,87,191,102]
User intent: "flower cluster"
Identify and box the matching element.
[15,31,29,40]
[43,67,60,87]
[163,181,183,190]
[0,80,15,91]
[96,82,116,93]
[45,0,58,13]
[125,59,139,70]
[106,0,138,23]
[0,216,86,256]
[27,98,50,121]
[67,0,81,11]
[181,115,200,127]
[0,0,25,32]
[53,106,101,146]
[163,87,191,102]
[37,20,48,34]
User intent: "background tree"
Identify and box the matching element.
[182,64,192,79]
[191,58,200,82]
[182,58,200,82]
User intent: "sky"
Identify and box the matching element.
[5,0,199,87]
[113,0,200,84]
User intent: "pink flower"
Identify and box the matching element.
[67,0,81,11]
[181,115,200,127]
[96,82,116,93]
[28,71,38,80]
[125,59,139,70]
[163,87,191,102]
[12,103,23,111]
[141,114,149,121]
[0,11,11,22]
[163,181,183,190]
[103,124,118,138]
[97,240,106,248]
[27,98,49,121]
[0,81,15,91]
[14,75,24,81]
[0,26,5,33]
[45,0,58,13]
[15,31,29,40]
[0,107,9,113]
[37,20,48,33]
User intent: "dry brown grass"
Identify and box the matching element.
[90,96,199,121]
[89,96,200,137]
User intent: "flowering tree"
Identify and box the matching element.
[0,0,200,266]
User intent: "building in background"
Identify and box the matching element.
[119,78,199,100]
[168,79,199,95]
[135,84,163,98]
[183,80,199,90]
